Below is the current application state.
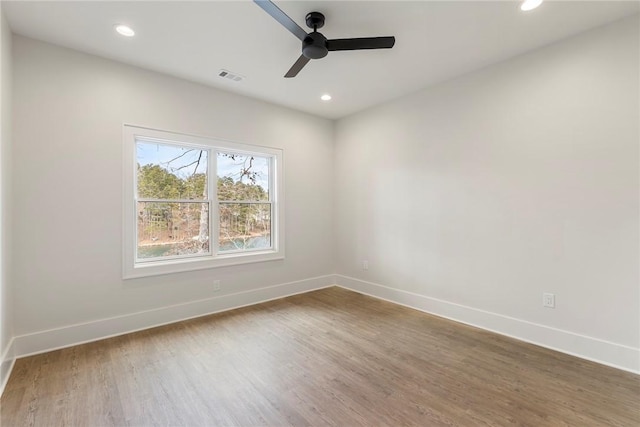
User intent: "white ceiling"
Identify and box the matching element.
[4,1,639,119]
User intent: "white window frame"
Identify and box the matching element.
[123,125,284,279]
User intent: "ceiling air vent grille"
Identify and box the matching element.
[218,69,245,82]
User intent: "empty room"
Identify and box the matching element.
[0,0,638,425]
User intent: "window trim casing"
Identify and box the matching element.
[123,125,284,279]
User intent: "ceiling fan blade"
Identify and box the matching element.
[284,55,311,78]
[253,0,307,42]
[327,36,396,51]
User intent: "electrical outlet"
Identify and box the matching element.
[362,260,369,271]
[213,280,221,292]
[542,292,555,308]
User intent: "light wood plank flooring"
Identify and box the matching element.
[2,287,638,426]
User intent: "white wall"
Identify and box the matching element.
[11,36,334,352]
[334,16,639,371]
[0,5,14,390]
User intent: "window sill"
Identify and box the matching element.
[123,250,284,279]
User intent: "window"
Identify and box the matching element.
[123,126,284,278]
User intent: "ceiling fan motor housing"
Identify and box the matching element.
[302,32,328,59]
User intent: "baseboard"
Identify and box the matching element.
[0,337,16,397]
[336,275,640,374]
[12,275,335,359]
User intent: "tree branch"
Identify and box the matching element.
[165,150,204,177]
[163,149,196,166]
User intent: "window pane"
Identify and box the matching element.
[217,152,269,201]
[137,202,209,259]
[218,203,271,252]
[137,141,208,200]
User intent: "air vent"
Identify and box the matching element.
[218,69,245,82]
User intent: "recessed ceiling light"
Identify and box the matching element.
[114,24,135,37]
[520,0,543,11]
[321,94,332,101]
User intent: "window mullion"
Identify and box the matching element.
[211,149,219,256]
[269,155,276,250]
[217,200,272,204]
[137,198,208,203]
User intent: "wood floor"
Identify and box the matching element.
[1,287,638,426]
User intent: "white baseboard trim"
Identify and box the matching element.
[13,275,335,359]
[336,275,640,375]
[0,337,16,397]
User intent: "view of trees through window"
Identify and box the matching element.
[136,141,272,260]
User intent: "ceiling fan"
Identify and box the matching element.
[254,0,396,78]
